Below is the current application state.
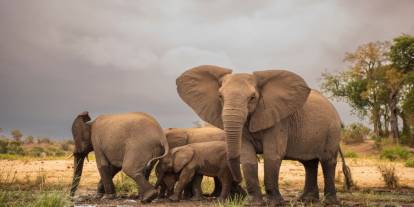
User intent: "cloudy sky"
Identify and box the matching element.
[1,1,413,138]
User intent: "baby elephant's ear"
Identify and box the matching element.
[172,146,195,173]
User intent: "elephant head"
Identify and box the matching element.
[176,65,310,182]
[155,146,195,187]
[70,111,93,196]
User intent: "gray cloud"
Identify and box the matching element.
[0,0,413,138]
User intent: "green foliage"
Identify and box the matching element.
[405,158,414,168]
[7,141,25,155]
[344,151,358,158]
[390,34,414,71]
[380,146,410,161]
[114,172,138,194]
[10,129,23,142]
[0,138,8,154]
[30,191,71,207]
[25,136,34,144]
[0,191,71,207]
[342,123,370,144]
[214,195,246,207]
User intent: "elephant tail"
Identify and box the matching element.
[143,136,170,178]
[338,146,354,190]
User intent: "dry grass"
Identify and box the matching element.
[377,163,399,188]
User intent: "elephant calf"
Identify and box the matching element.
[156,141,235,202]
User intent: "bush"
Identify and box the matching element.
[0,138,8,154]
[377,163,399,188]
[343,151,358,158]
[405,159,414,168]
[342,123,370,144]
[28,147,45,157]
[380,146,410,161]
[7,141,25,155]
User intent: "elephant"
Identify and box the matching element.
[176,65,351,205]
[70,111,169,203]
[159,127,246,199]
[155,141,236,202]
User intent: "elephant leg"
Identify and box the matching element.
[190,174,204,201]
[211,176,222,197]
[183,181,194,199]
[95,149,116,199]
[96,166,121,198]
[321,158,338,204]
[169,167,196,202]
[217,170,232,201]
[262,128,287,205]
[122,152,158,203]
[299,159,319,202]
[241,139,264,206]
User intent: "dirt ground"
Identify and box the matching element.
[1,155,414,206]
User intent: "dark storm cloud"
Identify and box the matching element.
[0,0,413,138]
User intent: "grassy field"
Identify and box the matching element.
[1,140,414,206]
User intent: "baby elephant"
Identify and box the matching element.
[156,141,235,202]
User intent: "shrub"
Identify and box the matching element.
[405,159,414,168]
[114,173,137,194]
[0,138,8,154]
[7,141,25,155]
[28,147,45,157]
[380,146,410,161]
[342,123,370,144]
[377,163,399,188]
[343,151,358,158]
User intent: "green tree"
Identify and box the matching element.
[322,41,390,136]
[389,34,414,144]
[25,135,34,144]
[11,129,23,142]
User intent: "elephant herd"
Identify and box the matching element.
[70,65,351,206]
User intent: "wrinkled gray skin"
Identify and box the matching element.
[158,127,246,199]
[176,65,347,205]
[159,127,225,199]
[70,111,169,203]
[156,141,235,202]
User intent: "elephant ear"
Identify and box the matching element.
[176,65,232,129]
[72,111,92,153]
[249,70,310,132]
[165,128,188,148]
[172,146,195,173]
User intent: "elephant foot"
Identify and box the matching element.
[245,195,264,206]
[265,196,285,207]
[324,195,339,205]
[190,195,204,201]
[101,193,116,200]
[298,190,319,203]
[141,189,158,203]
[230,184,247,198]
[168,194,180,202]
[94,193,104,199]
[265,189,285,206]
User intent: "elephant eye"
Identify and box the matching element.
[218,94,223,100]
[249,95,256,102]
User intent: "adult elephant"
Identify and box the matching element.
[70,111,169,203]
[176,65,349,205]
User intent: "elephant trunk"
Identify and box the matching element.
[70,153,86,197]
[222,107,246,183]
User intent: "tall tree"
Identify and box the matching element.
[11,129,23,142]
[322,41,390,136]
[390,34,414,144]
